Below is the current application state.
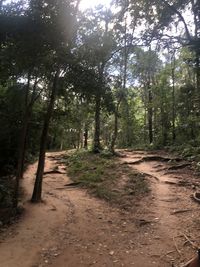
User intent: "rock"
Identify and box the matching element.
[109,251,115,256]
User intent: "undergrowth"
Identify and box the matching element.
[66,149,150,208]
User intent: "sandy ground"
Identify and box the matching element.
[0,150,200,267]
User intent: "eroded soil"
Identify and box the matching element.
[0,150,200,267]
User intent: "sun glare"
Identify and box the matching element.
[79,0,112,10]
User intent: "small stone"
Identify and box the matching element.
[109,251,115,256]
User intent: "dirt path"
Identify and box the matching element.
[0,150,200,267]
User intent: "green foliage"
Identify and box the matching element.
[0,177,13,209]
[0,83,24,174]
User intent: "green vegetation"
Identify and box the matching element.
[66,150,150,207]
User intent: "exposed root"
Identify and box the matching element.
[122,156,182,166]
[180,233,199,250]
[43,170,66,175]
[167,163,191,171]
[143,173,160,181]
[173,236,182,256]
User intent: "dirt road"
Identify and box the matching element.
[0,150,200,267]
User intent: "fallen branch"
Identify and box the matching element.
[171,209,192,215]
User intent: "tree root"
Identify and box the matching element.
[43,170,66,175]
[167,163,191,171]
[123,156,182,165]
[173,236,182,256]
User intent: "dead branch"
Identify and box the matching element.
[170,209,192,215]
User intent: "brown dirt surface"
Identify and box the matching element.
[0,150,200,267]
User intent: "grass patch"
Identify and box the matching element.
[125,172,150,195]
[66,149,150,208]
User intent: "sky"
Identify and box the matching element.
[79,0,112,10]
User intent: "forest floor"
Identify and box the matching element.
[0,150,200,267]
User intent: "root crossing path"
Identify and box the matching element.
[0,150,200,267]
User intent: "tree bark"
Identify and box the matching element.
[110,101,120,153]
[93,94,101,153]
[84,125,88,149]
[171,53,176,142]
[13,107,32,207]
[13,73,31,207]
[31,71,59,203]
[148,85,153,144]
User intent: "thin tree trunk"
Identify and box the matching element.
[13,73,31,207]
[171,54,176,142]
[31,71,59,203]
[13,107,32,207]
[93,94,101,153]
[195,55,200,108]
[110,102,120,153]
[84,125,88,149]
[148,85,153,144]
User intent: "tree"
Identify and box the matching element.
[75,7,118,152]
[131,47,161,144]
[31,0,81,202]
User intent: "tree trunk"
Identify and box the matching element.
[13,73,32,208]
[195,55,200,110]
[110,102,120,153]
[13,107,32,207]
[84,125,88,149]
[93,94,101,153]
[171,54,176,142]
[148,86,153,144]
[31,71,59,203]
